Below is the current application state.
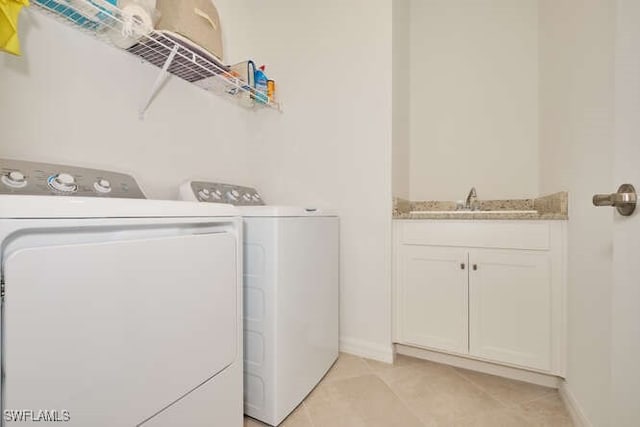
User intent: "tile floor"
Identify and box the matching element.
[244,353,573,427]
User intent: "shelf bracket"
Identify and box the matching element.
[139,45,179,119]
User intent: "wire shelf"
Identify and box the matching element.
[32,0,281,115]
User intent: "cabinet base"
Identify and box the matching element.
[395,344,562,388]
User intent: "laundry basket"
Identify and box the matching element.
[155,0,223,62]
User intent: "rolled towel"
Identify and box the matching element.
[108,0,155,49]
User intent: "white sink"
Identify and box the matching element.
[409,210,538,215]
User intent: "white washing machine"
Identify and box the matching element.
[0,159,243,427]
[180,181,339,426]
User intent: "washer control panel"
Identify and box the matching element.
[188,181,264,206]
[0,158,146,198]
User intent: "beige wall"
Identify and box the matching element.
[409,0,539,201]
[539,1,616,425]
[392,0,411,199]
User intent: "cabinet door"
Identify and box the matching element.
[398,245,469,354]
[469,249,552,371]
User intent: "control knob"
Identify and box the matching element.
[94,178,112,193]
[198,188,211,200]
[2,170,27,188]
[227,191,239,201]
[49,173,78,193]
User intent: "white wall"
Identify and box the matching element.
[392,0,410,199]
[2,1,396,362]
[241,0,395,361]
[409,0,539,201]
[0,1,255,200]
[539,1,616,425]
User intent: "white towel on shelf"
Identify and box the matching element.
[108,0,156,49]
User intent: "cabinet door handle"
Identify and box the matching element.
[473,264,478,271]
[460,263,466,270]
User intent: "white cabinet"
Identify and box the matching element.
[399,246,468,354]
[468,249,552,371]
[393,220,566,375]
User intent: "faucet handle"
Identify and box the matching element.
[465,187,479,210]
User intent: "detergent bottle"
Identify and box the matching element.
[254,65,269,104]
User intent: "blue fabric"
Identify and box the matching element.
[35,0,117,30]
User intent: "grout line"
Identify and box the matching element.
[359,356,377,373]
[442,370,512,423]
[449,366,507,401]
[294,354,568,427]
[350,355,429,426]
[420,363,518,424]
[521,388,561,405]
[367,357,443,427]
[380,372,430,427]
[387,365,502,426]
[454,368,557,408]
[451,369,569,426]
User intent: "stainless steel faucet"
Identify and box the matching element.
[465,187,478,211]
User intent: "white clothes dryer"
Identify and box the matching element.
[180,181,339,426]
[0,159,243,427]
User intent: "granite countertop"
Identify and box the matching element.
[392,192,568,221]
[394,211,568,220]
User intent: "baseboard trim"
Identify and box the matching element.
[340,338,394,363]
[395,344,561,388]
[559,380,591,427]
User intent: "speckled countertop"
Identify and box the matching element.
[393,192,568,221]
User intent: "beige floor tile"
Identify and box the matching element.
[451,408,533,426]
[280,403,314,427]
[385,363,473,401]
[245,354,574,427]
[305,378,356,421]
[364,415,427,427]
[335,375,423,427]
[243,404,313,427]
[311,413,368,427]
[374,358,457,386]
[383,367,436,401]
[455,368,555,407]
[322,352,371,383]
[517,392,574,426]
[526,415,574,427]
[364,354,424,372]
[392,369,505,425]
[306,374,423,427]
[244,416,268,427]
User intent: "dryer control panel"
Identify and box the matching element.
[0,158,146,198]
[182,181,265,206]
